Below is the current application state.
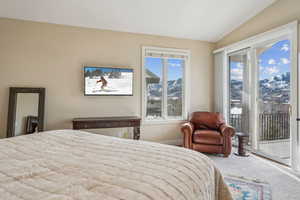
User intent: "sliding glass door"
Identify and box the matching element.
[226,39,297,167]
[222,22,299,171]
[253,38,294,165]
[228,50,250,147]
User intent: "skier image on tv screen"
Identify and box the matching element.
[96,76,108,90]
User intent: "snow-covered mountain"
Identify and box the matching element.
[231,72,290,104]
[147,78,182,99]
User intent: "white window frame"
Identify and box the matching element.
[141,46,190,124]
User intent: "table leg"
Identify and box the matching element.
[133,126,140,140]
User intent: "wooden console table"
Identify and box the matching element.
[72,116,141,140]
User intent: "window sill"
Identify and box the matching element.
[142,119,187,126]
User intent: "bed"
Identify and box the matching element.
[0,130,232,200]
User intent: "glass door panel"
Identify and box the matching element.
[255,39,291,165]
[228,50,250,147]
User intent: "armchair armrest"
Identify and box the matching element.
[219,124,235,137]
[181,122,194,149]
[219,124,235,157]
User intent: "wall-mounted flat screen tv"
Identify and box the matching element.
[84,66,133,96]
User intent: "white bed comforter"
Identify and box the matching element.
[0,130,232,200]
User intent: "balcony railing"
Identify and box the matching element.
[230,114,243,132]
[230,113,290,141]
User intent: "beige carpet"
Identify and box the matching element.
[207,149,300,200]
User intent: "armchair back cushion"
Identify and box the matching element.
[190,112,225,130]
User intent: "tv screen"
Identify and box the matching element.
[84,66,133,96]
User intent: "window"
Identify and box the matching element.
[142,47,189,122]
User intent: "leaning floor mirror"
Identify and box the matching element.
[7,87,45,137]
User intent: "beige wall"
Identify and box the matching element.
[217,0,300,48]
[0,18,215,141]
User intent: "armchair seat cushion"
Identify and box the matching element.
[193,130,223,145]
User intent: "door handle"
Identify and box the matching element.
[289,104,292,116]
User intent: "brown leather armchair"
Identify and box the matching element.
[181,112,235,157]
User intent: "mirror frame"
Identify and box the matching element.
[7,87,45,137]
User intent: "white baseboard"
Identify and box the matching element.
[158,139,182,146]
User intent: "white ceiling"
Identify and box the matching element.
[0,0,276,42]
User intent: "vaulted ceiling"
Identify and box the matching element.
[0,0,276,42]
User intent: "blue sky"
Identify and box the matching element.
[230,39,291,80]
[85,67,133,73]
[145,57,183,81]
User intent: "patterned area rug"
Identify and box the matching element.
[225,175,272,200]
